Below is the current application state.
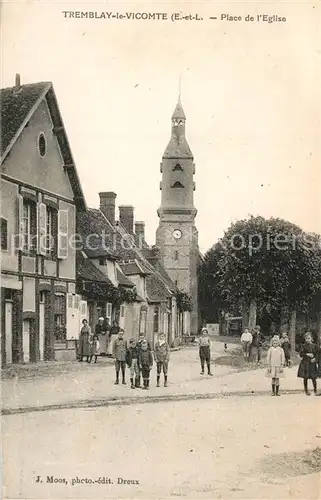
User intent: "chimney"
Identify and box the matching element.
[135,221,145,242]
[119,205,134,234]
[15,73,21,87]
[99,192,116,226]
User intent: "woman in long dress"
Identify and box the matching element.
[107,320,120,356]
[78,319,93,363]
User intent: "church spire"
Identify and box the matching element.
[171,95,186,120]
[163,96,192,159]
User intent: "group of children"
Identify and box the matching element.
[112,330,170,389]
[266,332,320,396]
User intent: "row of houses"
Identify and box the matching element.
[0,75,191,365]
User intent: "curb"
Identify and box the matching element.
[2,388,311,416]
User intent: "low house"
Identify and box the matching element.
[77,191,182,346]
[0,75,86,364]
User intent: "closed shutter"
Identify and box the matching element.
[78,299,88,332]
[66,293,79,340]
[57,209,68,259]
[17,194,24,250]
[37,202,47,256]
[106,302,112,321]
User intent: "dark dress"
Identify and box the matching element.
[297,342,319,379]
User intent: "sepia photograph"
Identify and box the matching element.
[1,1,320,499]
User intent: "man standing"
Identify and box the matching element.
[250,325,263,363]
[112,328,127,385]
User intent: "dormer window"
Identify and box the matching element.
[171,181,184,188]
[173,163,183,171]
[99,258,106,266]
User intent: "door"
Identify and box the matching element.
[5,301,13,364]
[39,294,45,361]
[22,320,30,363]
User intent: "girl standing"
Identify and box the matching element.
[297,332,318,395]
[266,335,285,396]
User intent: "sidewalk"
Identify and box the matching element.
[1,342,306,413]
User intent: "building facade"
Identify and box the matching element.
[0,77,86,364]
[156,97,199,334]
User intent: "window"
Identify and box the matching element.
[120,305,125,318]
[153,306,159,333]
[46,207,55,254]
[174,250,179,260]
[99,258,106,266]
[173,163,183,171]
[54,293,66,341]
[171,181,184,188]
[22,201,36,253]
[139,309,147,334]
[38,133,46,157]
[1,218,8,250]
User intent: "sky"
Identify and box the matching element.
[1,0,320,253]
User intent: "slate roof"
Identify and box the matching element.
[172,97,186,120]
[116,268,135,287]
[76,252,113,284]
[146,274,171,303]
[119,261,150,276]
[78,206,177,304]
[0,81,86,210]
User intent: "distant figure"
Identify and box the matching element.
[240,328,252,361]
[297,332,318,396]
[280,332,292,367]
[266,335,285,396]
[224,343,227,352]
[199,327,213,376]
[78,319,93,363]
[108,320,120,356]
[95,317,105,356]
[250,325,263,363]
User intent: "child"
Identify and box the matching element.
[297,332,318,395]
[136,333,151,387]
[126,338,140,389]
[240,328,253,361]
[91,331,100,363]
[280,332,292,367]
[199,327,213,376]
[154,332,170,387]
[266,335,285,396]
[112,329,127,385]
[138,340,153,389]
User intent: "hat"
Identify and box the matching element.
[98,317,104,321]
[201,327,208,333]
[129,338,136,343]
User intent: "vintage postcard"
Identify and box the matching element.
[1,0,320,499]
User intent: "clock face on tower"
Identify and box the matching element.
[173,229,182,240]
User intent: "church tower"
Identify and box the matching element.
[156,97,199,334]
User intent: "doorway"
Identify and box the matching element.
[5,300,13,364]
[22,319,30,363]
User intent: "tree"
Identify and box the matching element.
[199,216,321,344]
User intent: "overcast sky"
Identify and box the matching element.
[2,1,320,253]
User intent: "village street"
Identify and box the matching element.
[2,340,321,499]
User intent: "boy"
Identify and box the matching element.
[138,340,153,389]
[112,328,127,385]
[199,327,213,375]
[280,332,292,367]
[136,332,151,387]
[154,332,170,387]
[126,338,140,389]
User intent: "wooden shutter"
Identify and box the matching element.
[17,194,24,250]
[37,202,47,256]
[106,302,112,320]
[57,209,68,259]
